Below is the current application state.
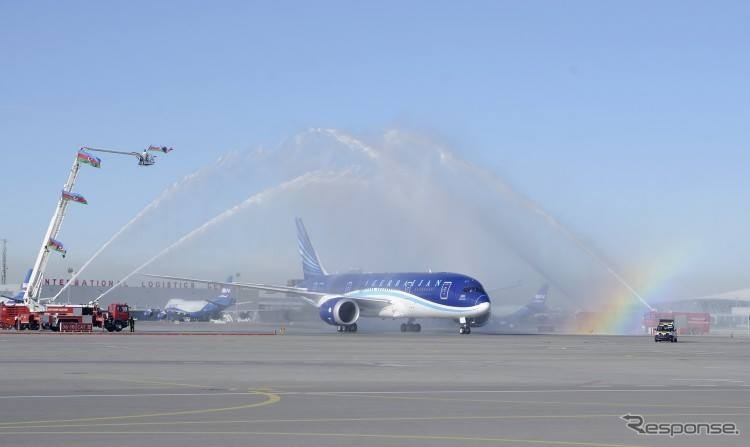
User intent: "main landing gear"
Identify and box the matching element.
[337,323,358,332]
[458,317,471,335]
[400,319,421,332]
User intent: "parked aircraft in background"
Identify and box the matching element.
[158,276,235,321]
[488,284,559,332]
[0,270,32,305]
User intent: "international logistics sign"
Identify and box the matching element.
[43,278,214,289]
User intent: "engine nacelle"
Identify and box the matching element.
[319,298,360,326]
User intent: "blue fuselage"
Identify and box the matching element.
[301,271,491,325]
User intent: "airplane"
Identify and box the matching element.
[487,284,556,332]
[148,218,491,334]
[0,269,32,305]
[157,276,236,321]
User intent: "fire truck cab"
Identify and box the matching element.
[654,319,677,343]
[103,303,130,332]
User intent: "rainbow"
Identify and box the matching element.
[575,249,691,334]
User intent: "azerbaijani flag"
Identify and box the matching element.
[77,151,101,168]
[61,191,88,205]
[47,239,67,257]
[147,145,173,153]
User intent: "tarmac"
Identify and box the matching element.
[1,322,749,447]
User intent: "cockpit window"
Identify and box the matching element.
[462,286,484,294]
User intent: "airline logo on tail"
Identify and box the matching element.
[218,275,234,299]
[296,218,327,278]
[1,269,33,303]
[206,276,235,307]
[21,268,32,292]
[533,284,549,305]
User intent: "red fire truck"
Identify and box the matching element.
[1,302,130,333]
[0,303,41,330]
[643,311,710,335]
[102,303,131,332]
[41,304,97,332]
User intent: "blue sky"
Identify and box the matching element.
[1,1,748,294]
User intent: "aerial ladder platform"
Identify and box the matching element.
[23,154,83,309]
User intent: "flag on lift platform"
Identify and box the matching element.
[147,145,173,153]
[77,151,101,168]
[61,191,88,205]
[46,239,67,258]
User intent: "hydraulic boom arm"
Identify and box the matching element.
[24,154,81,308]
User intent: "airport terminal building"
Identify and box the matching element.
[662,289,750,331]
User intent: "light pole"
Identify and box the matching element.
[1,238,6,285]
[67,267,75,304]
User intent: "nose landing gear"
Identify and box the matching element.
[458,317,471,335]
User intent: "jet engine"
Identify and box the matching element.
[319,298,360,326]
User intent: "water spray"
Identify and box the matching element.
[53,152,240,302]
[92,170,355,303]
[463,162,656,312]
[325,129,656,312]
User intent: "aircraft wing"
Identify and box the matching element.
[1,294,24,303]
[145,274,392,308]
[144,274,327,304]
